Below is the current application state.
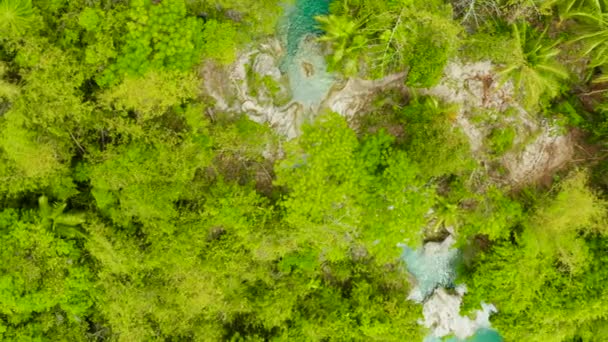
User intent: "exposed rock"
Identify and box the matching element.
[301,61,315,77]
[322,72,407,120]
[501,127,574,185]
[252,53,282,80]
[424,60,574,186]
[202,49,574,186]
[201,37,407,139]
[401,234,498,340]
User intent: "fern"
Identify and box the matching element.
[0,0,34,36]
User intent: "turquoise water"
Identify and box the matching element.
[281,0,334,107]
[443,329,503,342]
[285,0,330,57]
[401,244,460,302]
[401,242,503,342]
[467,329,503,342]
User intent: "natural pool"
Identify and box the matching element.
[280,0,334,107]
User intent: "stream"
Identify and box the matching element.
[283,1,503,341]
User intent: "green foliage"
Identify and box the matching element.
[452,0,502,26]
[487,126,516,155]
[560,0,608,69]
[462,170,608,341]
[526,170,606,273]
[0,208,92,341]
[321,0,461,82]
[1,0,608,340]
[100,70,200,121]
[38,195,86,239]
[191,0,284,36]
[0,63,18,101]
[201,19,241,65]
[460,186,524,240]
[77,7,101,32]
[404,15,462,87]
[99,0,205,86]
[461,24,521,64]
[275,113,368,260]
[87,137,212,227]
[0,37,90,198]
[399,96,475,177]
[276,113,437,263]
[316,14,368,76]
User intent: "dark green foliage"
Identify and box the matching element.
[487,126,516,155]
[555,0,608,69]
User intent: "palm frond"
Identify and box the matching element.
[501,22,569,109]
[0,0,34,36]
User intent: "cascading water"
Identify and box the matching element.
[282,2,502,341]
[401,236,502,342]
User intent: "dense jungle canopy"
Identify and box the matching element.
[1,0,608,341]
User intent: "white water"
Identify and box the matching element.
[400,236,499,341]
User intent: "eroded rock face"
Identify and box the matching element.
[201,38,305,137]
[501,128,574,185]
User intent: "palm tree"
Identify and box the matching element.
[500,22,569,109]
[0,0,34,37]
[315,14,368,75]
